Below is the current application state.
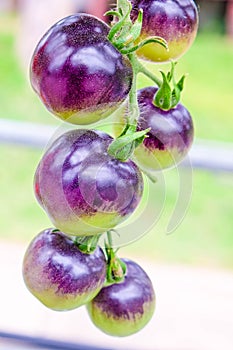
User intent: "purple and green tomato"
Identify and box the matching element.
[113,86,193,170]
[30,14,133,125]
[130,0,199,62]
[22,228,107,311]
[134,86,194,170]
[34,129,143,236]
[87,258,155,337]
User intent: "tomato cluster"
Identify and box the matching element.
[23,0,198,338]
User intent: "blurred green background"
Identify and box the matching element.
[0,5,233,269]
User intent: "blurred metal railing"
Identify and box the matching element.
[1,118,233,172]
[0,331,115,350]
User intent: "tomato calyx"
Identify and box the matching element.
[74,234,102,254]
[104,231,127,285]
[108,123,150,161]
[74,230,127,284]
[106,0,167,56]
[154,61,186,110]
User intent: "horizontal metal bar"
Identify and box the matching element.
[0,331,115,350]
[0,119,233,172]
[181,139,233,172]
[0,119,56,149]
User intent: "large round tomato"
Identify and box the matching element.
[30,14,133,124]
[34,129,143,236]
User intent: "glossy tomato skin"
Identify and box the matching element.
[133,86,194,170]
[130,0,199,62]
[34,129,143,236]
[22,228,107,311]
[30,14,133,124]
[87,258,155,337]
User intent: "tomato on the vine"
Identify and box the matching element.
[135,86,194,170]
[130,0,199,62]
[30,14,133,124]
[114,86,193,170]
[87,258,155,337]
[23,228,107,311]
[34,129,144,236]
[23,0,199,337]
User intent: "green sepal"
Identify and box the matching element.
[130,8,143,40]
[114,8,143,50]
[105,246,127,285]
[108,128,150,161]
[74,235,101,254]
[120,36,167,54]
[154,71,172,110]
[118,123,131,137]
[108,7,130,41]
[104,10,122,19]
[51,228,60,233]
[118,122,137,137]
[111,7,136,49]
[154,61,186,110]
[177,74,186,92]
[171,85,180,109]
[118,7,124,17]
[118,0,131,16]
[171,74,186,108]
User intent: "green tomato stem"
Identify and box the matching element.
[127,53,162,123]
[136,59,162,86]
[127,53,140,126]
[107,230,113,248]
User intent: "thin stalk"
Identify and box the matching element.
[105,230,126,284]
[107,230,113,248]
[137,59,162,86]
[127,53,140,126]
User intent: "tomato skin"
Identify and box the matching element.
[130,0,199,62]
[87,258,155,337]
[22,228,107,311]
[30,14,133,124]
[34,129,143,236]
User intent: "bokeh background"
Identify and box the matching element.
[0,1,233,350]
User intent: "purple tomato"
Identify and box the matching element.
[87,258,155,337]
[130,0,199,62]
[132,86,194,170]
[30,14,133,124]
[22,228,107,311]
[34,129,143,236]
